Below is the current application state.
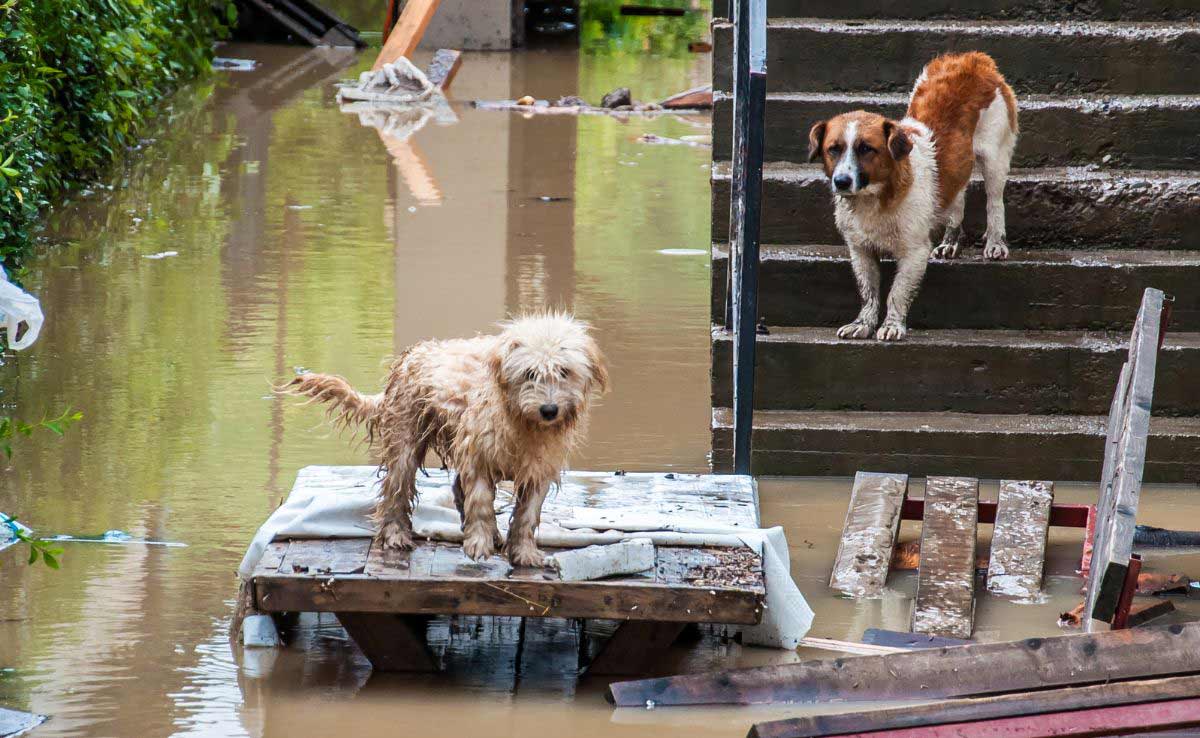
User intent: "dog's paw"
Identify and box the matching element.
[983,238,1009,261]
[377,521,415,551]
[462,530,497,562]
[837,321,876,340]
[876,321,907,341]
[505,544,548,568]
[931,242,959,260]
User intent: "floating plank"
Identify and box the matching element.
[373,0,442,71]
[829,472,908,598]
[749,673,1200,738]
[661,84,714,109]
[605,621,1200,707]
[1086,289,1166,628]
[860,628,970,650]
[987,480,1054,599]
[425,49,462,90]
[911,476,979,639]
[798,637,907,656]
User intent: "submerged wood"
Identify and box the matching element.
[749,673,1200,738]
[986,480,1053,600]
[860,628,970,649]
[605,621,1200,707]
[829,472,908,598]
[911,476,978,638]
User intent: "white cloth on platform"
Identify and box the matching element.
[238,466,813,649]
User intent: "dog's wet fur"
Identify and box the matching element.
[286,313,608,566]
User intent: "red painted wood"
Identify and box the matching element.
[1081,504,1098,577]
[1111,554,1144,630]
[901,499,1090,528]
[838,695,1200,737]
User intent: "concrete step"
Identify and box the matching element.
[711,244,1200,331]
[713,92,1200,170]
[710,326,1200,416]
[710,408,1200,482]
[711,162,1200,249]
[714,0,1200,21]
[713,19,1200,95]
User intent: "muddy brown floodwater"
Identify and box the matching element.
[2,26,1200,738]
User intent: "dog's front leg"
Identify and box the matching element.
[460,475,500,562]
[878,247,930,341]
[504,481,550,568]
[837,245,882,340]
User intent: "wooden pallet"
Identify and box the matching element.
[241,469,765,675]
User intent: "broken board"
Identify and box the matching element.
[425,48,462,90]
[829,472,908,598]
[1086,288,1167,628]
[986,480,1053,600]
[606,621,1200,707]
[911,476,979,639]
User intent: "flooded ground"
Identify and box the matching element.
[2,10,1200,738]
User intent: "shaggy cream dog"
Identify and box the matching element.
[288,313,608,566]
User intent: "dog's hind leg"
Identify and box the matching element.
[837,245,882,340]
[975,89,1016,261]
[460,474,500,562]
[373,437,423,551]
[932,189,966,260]
[505,481,550,568]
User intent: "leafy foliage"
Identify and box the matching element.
[0,408,81,567]
[0,0,232,262]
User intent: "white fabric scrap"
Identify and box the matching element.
[238,467,814,649]
[0,267,43,350]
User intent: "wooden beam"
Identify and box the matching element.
[987,480,1053,600]
[1128,600,1176,628]
[912,476,979,639]
[425,49,462,90]
[829,472,908,598]
[605,621,1200,707]
[373,0,442,71]
[337,612,438,671]
[860,628,970,650]
[1086,288,1165,627]
[587,621,687,675]
[748,674,1200,738]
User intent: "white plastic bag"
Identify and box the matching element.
[0,267,43,350]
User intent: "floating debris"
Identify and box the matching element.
[656,248,706,256]
[212,58,258,71]
[143,251,178,260]
[45,529,186,547]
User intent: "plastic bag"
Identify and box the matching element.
[0,267,43,350]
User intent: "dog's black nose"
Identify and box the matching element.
[833,174,853,191]
[539,403,559,420]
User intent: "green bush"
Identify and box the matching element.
[0,0,232,263]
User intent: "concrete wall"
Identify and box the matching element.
[420,0,519,50]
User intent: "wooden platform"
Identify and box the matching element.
[243,469,765,674]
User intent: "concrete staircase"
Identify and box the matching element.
[709,0,1200,481]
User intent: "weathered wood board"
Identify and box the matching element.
[606,621,1200,707]
[255,539,764,624]
[986,480,1054,600]
[860,628,970,650]
[1086,288,1166,628]
[425,48,462,90]
[748,673,1200,738]
[373,0,442,70]
[911,476,979,639]
[829,472,908,598]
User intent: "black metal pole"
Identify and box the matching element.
[731,0,766,476]
[724,0,751,329]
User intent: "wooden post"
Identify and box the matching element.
[730,0,766,475]
[587,621,687,675]
[373,0,443,71]
[337,612,438,671]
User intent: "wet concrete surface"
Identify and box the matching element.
[1,16,1200,738]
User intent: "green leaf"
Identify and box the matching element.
[42,552,59,569]
[27,546,37,565]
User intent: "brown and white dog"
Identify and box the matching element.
[808,52,1019,341]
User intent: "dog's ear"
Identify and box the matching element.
[489,338,520,386]
[807,120,828,163]
[883,120,912,160]
[584,339,610,395]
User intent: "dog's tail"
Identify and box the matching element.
[283,373,383,440]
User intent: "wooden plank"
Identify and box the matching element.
[337,613,437,671]
[912,476,979,639]
[259,541,290,571]
[372,0,442,71]
[1087,288,1165,627]
[829,472,908,598]
[605,621,1200,707]
[860,628,970,649]
[588,621,687,675]
[749,674,1200,738]
[755,695,1200,738]
[798,637,907,656]
[987,480,1053,599]
[1129,600,1176,628]
[425,49,462,90]
[278,538,370,574]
